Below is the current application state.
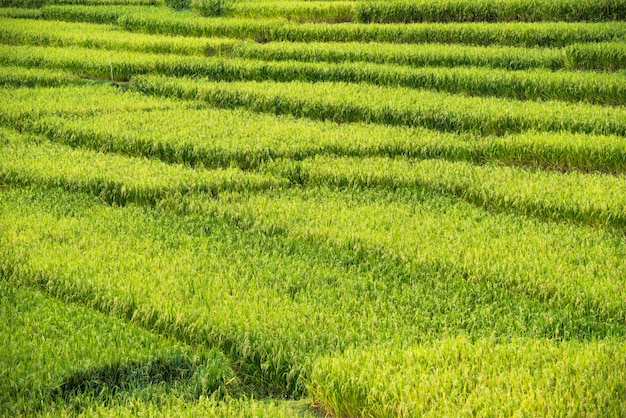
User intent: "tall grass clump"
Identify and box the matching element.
[165,0,190,9]
[565,41,626,71]
[0,0,45,7]
[191,0,233,17]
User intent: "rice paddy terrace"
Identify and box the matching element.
[1,0,626,416]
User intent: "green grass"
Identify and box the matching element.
[119,12,626,47]
[0,127,284,205]
[2,185,625,398]
[64,397,316,417]
[565,40,626,70]
[231,40,567,71]
[131,76,626,136]
[0,84,178,126]
[0,65,82,87]
[266,156,626,230]
[234,40,626,72]
[42,5,149,24]
[2,82,622,174]
[0,282,235,416]
[0,4,625,415]
[5,44,626,104]
[4,18,625,73]
[0,18,238,57]
[5,124,625,231]
[18,5,623,47]
[356,0,626,23]
[310,337,626,417]
[9,104,625,174]
[226,1,355,23]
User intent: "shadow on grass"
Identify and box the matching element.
[46,351,240,413]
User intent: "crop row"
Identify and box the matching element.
[0,65,82,88]
[0,128,284,206]
[117,12,626,47]
[226,1,355,23]
[0,4,148,24]
[1,127,624,325]
[266,156,626,230]
[201,0,626,24]
[4,44,626,105]
[565,40,626,70]
[4,120,624,231]
[2,183,626,398]
[0,84,178,126]
[356,0,626,23]
[17,113,626,176]
[232,40,626,72]
[160,0,626,24]
[0,281,234,416]
[4,17,626,72]
[0,0,159,7]
[6,5,626,48]
[3,84,623,174]
[0,18,238,57]
[310,337,626,417]
[131,76,626,137]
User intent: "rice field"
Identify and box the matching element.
[1,0,625,416]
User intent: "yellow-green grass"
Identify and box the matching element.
[1,1,625,414]
[565,40,626,71]
[0,128,285,205]
[2,18,624,73]
[265,156,626,230]
[233,40,626,72]
[5,83,623,176]
[118,12,626,47]
[309,337,626,417]
[19,107,626,174]
[0,282,235,416]
[2,185,625,397]
[0,84,179,125]
[65,397,317,417]
[0,18,237,57]
[131,76,626,136]
[3,44,626,104]
[19,5,147,24]
[356,0,626,23]
[0,65,82,87]
[224,1,355,23]
[13,5,623,47]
